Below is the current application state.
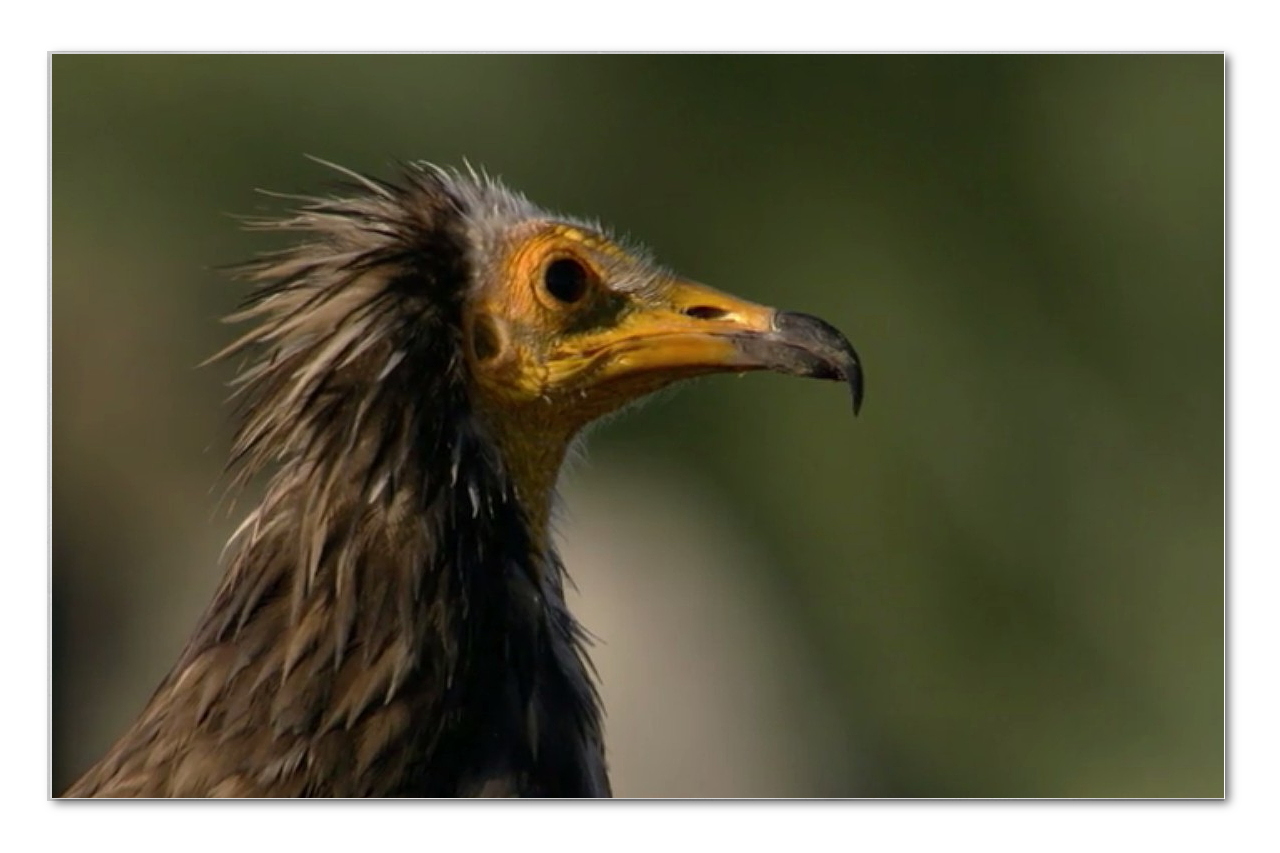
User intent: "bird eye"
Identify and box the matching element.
[543,258,590,304]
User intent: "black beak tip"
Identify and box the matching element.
[772,311,865,418]
[850,366,864,416]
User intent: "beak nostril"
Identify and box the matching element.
[684,305,728,321]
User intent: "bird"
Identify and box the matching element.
[62,160,863,798]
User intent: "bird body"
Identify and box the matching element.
[64,162,861,798]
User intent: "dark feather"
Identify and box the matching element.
[65,163,609,798]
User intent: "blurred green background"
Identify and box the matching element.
[52,55,1223,798]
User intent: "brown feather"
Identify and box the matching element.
[64,163,610,798]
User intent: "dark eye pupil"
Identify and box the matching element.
[544,258,589,304]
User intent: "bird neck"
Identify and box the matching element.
[69,412,607,797]
[473,406,576,551]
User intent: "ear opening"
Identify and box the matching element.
[468,313,508,364]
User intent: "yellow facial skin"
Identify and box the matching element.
[463,223,781,533]
[468,225,777,409]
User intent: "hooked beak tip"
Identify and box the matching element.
[764,311,865,417]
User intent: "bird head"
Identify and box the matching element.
[465,219,862,419]
[222,162,862,532]
[452,173,863,522]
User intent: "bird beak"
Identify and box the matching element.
[575,279,864,414]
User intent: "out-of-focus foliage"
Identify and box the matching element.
[52,55,1223,797]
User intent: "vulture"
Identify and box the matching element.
[63,161,863,798]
